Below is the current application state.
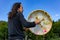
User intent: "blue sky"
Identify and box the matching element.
[0,0,60,21]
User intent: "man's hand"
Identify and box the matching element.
[35,19,40,24]
[23,27,29,31]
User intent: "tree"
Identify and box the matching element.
[0,21,8,40]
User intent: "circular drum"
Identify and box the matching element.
[28,10,52,35]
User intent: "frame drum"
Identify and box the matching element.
[28,10,52,35]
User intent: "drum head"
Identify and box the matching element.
[28,10,52,35]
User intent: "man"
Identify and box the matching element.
[8,2,40,40]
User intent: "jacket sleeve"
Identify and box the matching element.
[18,13,36,28]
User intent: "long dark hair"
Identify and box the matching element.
[8,2,21,19]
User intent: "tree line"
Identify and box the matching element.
[0,19,60,40]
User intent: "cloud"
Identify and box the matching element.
[55,14,59,17]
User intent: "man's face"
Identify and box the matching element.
[18,4,23,13]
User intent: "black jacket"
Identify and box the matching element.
[8,13,36,39]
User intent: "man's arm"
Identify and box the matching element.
[18,13,36,28]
